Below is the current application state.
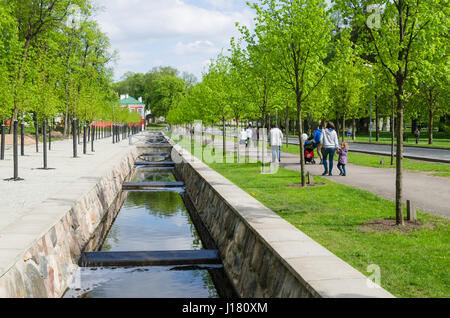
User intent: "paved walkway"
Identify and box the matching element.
[0,134,140,234]
[286,137,450,163]
[279,151,450,219]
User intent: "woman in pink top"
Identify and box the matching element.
[337,142,349,176]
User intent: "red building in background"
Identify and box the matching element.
[120,94,149,125]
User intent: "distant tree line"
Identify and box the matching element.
[113,67,198,120]
[0,0,142,138]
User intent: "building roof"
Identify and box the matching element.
[120,96,144,106]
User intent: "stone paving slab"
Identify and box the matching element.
[0,134,142,283]
[0,136,134,233]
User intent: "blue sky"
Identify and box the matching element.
[94,0,256,82]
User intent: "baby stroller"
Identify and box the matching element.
[304,139,316,164]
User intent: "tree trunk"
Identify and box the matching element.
[236,117,240,163]
[307,113,313,137]
[34,114,39,153]
[342,112,346,142]
[352,117,356,141]
[222,117,226,161]
[391,95,395,166]
[285,114,289,149]
[395,86,405,226]
[261,110,266,172]
[64,110,69,137]
[438,115,446,132]
[335,111,340,139]
[411,118,418,135]
[297,107,306,187]
[212,121,215,153]
[428,108,434,145]
[375,97,380,141]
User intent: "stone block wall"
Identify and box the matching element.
[169,136,394,298]
[176,158,313,298]
[0,147,138,298]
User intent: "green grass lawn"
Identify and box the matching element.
[280,144,450,175]
[174,138,450,298]
[208,162,450,298]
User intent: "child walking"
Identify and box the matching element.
[337,142,349,176]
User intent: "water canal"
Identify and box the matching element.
[63,134,236,298]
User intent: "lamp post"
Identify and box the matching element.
[365,63,373,143]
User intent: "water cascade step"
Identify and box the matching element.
[134,161,175,167]
[122,181,185,190]
[80,250,221,267]
[140,152,170,157]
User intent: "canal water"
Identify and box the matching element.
[64,138,235,298]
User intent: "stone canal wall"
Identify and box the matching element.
[168,136,394,298]
[0,146,138,298]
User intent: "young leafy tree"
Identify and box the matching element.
[251,0,332,186]
[230,27,279,169]
[6,0,91,121]
[328,29,365,141]
[413,33,449,144]
[148,74,185,119]
[333,0,448,225]
[0,6,20,124]
[201,55,233,160]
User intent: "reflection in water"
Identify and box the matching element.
[63,149,231,299]
[101,191,202,252]
[63,267,218,298]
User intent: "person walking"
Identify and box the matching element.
[320,122,340,176]
[270,124,283,163]
[414,128,420,144]
[240,129,247,145]
[337,142,349,176]
[313,126,323,164]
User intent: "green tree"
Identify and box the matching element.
[148,74,185,119]
[328,30,365,141]
[251,0,332,186]
[334,0,449,225]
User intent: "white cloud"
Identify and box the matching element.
[93,0,255,80]
[95,0,253,44]
[174,40,219,56]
